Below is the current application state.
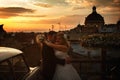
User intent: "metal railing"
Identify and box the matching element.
[72,58,102,80]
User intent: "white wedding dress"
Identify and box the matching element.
[53,50,81,80]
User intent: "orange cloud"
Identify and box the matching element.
[0,7,35,18]
[72,6,85,10]
[19,14,47,17]
[33,2,53,8]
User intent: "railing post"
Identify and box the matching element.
[101,48,107,80]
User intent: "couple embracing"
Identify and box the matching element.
[36,31,81,80]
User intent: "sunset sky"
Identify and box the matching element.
[0,0,120,32]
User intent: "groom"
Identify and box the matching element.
[38,31,67,80]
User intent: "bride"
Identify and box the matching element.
[45,32,81,80]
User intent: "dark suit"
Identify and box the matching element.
[41,42,65,80]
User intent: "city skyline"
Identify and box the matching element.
[0,0,120,32]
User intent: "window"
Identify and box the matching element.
[0,55,29,80]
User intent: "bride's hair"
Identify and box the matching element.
[56,32,69,47]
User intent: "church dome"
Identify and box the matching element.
[85,6,105,25]
[117,20,120,25]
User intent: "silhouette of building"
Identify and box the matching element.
[0,24,7,39]
[67,6,120,40]
[82,6,105,33]
[85,6,105,26]
[0,24,7,45]
[117,20,120,32]
[68,6,120,34]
